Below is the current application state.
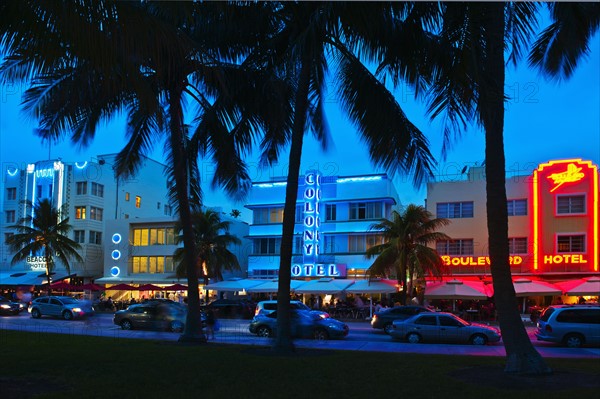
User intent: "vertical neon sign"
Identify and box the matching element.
[303,170,321,268]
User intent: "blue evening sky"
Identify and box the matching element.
[1,32,598,220]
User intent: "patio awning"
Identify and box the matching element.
[245,279,306,293]
[205,278,265,292]
[555,276,600,296]
[294,278,355,294]
[424,279,491,300]
[345,279,397,294]
[0,271,73,286]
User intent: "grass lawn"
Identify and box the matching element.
[1,330,598,398]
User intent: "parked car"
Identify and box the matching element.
[535,304,600,348]
[204,298,255,319]
[371,306,433,334]
[249,309,349,340]
[28,296,94,320]
[390,312,501,345]
[113,301,191,332]
[0,296,23,316]
[254,300,330,319]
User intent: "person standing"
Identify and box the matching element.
[205,308,217,340]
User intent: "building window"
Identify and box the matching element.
[5,210,16,224]
[509,237,528,254]
[76,181,87,195]
[366,234,384,250]
[323,235,336,253]
[436,239,474,255]
[74,230,85,244]
[295,205,303,223]
[557,195,585,214]
[75,206,86,219]
[436,202,474,218]
[6,187,17,200]
[4,232,14,243]
[349,202,382,220]
[348,234,384,253]
[557,235,585,253]
[164,204,172,216]
[293,236,303,254]
[325,204,337,221]
[135,196,141,208]
[253,207,284,224]
[132,228,175,246]
[91,182,104,197]
[48,184,53,197]
[507,199,527,216]
[37,185,42,198]
[90,206,103,221]
[89,231,102,245]
[253,238,281,255]
[125,192,130,201]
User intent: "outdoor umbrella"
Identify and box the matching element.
[80,283,104,291]
[50,281,74,290]
[424,279,491,311]
[556,276,600,296]
[205,278,265,292]
[512,278,562,314]
[164,283,188,291]
[345,279,397,318]
[294,278,355,295]
[138,284,164,291]
[107,283,135,291]
[246,279,306,294]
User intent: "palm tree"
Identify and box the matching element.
[366,205,450,305]
[377,2,599,374]
[173,209,241,288]
[0,1,290,342]
[244,1,439,353]
[6,199,83,295]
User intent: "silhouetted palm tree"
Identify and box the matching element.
[366,205,449,304]
[6,199,83,295]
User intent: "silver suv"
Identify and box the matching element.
[535,304,600,348]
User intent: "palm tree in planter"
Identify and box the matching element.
[6,199,83,295]
[366,205,450,305]
[173,209,242,288]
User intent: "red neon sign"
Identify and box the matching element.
[533,159,598,272]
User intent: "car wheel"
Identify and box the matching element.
[31,308,41,319]
[256,326,272,338]
[470,334,488,346]
[62,311,74,321]
[406,332,421,344]
[313,328,329,341]
[120,319,133,330]
[383,323,394,335]
[170,321,184,333]
[563,333,584,348]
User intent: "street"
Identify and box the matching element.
[2,311,599,359]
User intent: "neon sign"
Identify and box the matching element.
[7,167,18,176]
[441,256,523,267]
[291,263,345,277]
[533,159,598,272]
[303,171,321,264]
[548,163,585,192]
[35,168,54,179]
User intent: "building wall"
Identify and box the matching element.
[245,172,400,279]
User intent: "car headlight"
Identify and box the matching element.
[72,307,82,313]
[0,304,10,309]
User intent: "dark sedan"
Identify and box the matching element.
[113,302,188,332]
[249,309,349,340]
[0,296,23,316]
[371,306,433,334]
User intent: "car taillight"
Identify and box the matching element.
[545,325,553,333]
[255,308,260,316]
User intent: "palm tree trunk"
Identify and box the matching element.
[168,87,204,343]
[480,2,550,375]
[45,245,52,296]
[274,55,312,353]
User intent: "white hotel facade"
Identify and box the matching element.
[245,172,400,280]
[1,154,171,285]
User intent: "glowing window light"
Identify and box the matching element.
[336,176,382,184]
[27,164,35,173]
[75,161,88,169]
[111,250,121,260]
[110,266,120,277]
[7,167,18,176]
[112,233,122,244]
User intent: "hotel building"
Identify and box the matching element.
[245,171,400,280]
[1,154,171,285]
[426,158,599,284]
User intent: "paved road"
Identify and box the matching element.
[2,312,599,359]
